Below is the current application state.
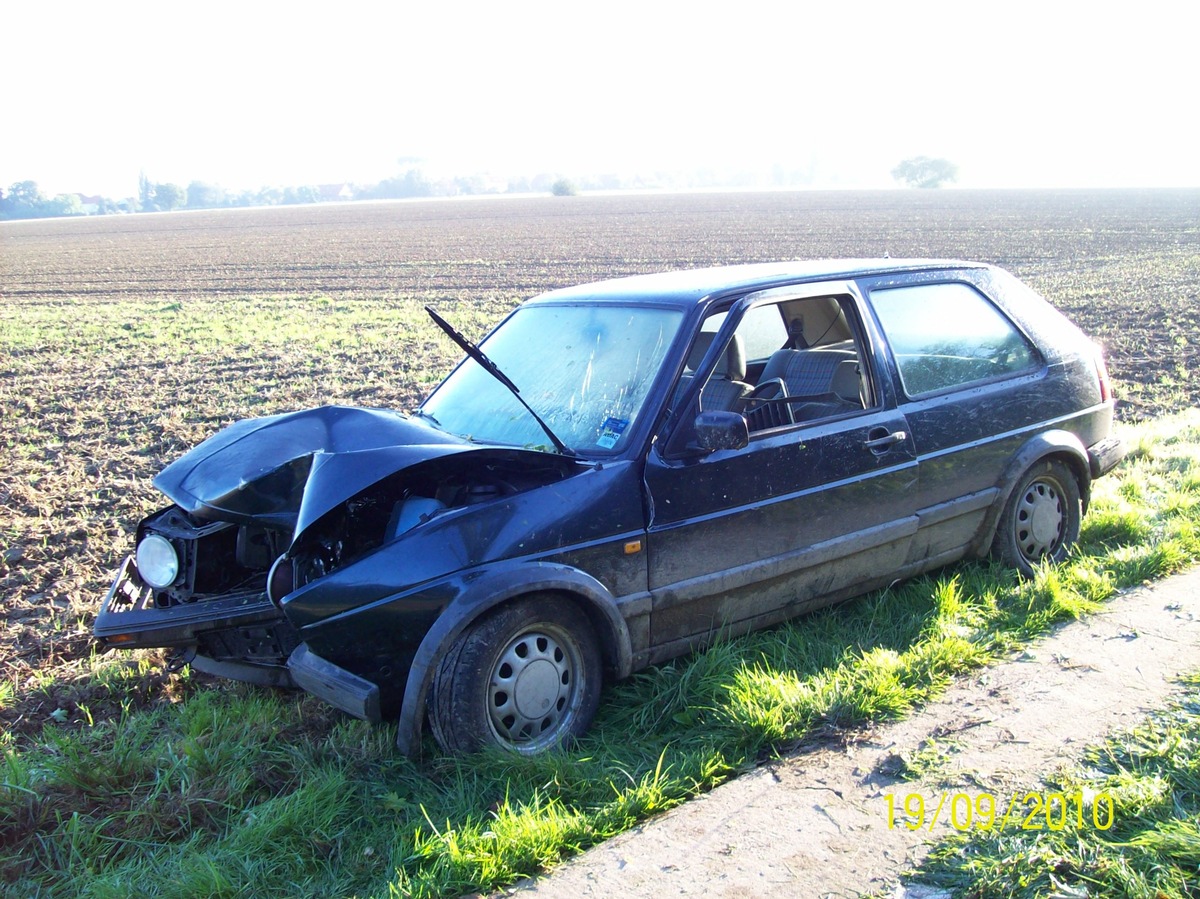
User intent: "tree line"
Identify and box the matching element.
[0,169,588,220]
[2,157,958,220]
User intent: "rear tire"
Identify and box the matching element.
[992,459,1081,577]
[429,595,602,755]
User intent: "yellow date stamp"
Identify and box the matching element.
[884,790,1115,832]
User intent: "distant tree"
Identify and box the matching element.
[46,194,83,216]
[281,185,320,205]
[186,180,227,209]
[454,174,488,195]
[550,178,577,197]
[366,167,434,200]
[7,180,43,206]
[1,181,49,219]
[891,156,958,189]
[229,188,262,207]
[135,173,187,211]
[138,171,154,210]
[151,182,185,210]
[0,182,97,218]
[399,168,433,198]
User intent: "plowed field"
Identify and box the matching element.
[1,189,1198,734]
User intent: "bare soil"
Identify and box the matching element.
[2,188,1198,738]
[508,568,1200,898]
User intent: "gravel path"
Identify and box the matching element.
[508,567,1200,898]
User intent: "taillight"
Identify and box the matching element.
[1093,344,1113,403]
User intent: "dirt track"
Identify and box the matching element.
[510,568,1200,898]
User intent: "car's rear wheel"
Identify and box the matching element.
[429,595,602,755]
[992,458,1081,577]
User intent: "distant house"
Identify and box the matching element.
[75,194,104,214]
[318,183,355,202]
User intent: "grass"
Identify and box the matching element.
[893,672,1200,899]
[0,294,514,357]
[2,411,1199,898]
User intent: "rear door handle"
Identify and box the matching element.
[864,429,907,451]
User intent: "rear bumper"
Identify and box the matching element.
[1087,436,1126,479]
[287,643,382,722]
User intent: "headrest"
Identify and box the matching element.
[724,334,746,382]
[831,359,862,404]
[687,331,717,372]
[687,331,746,382]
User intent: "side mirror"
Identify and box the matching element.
[695,410,749,452]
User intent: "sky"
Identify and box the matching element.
[3,1,1197,198]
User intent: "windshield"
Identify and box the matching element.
[420,304,684,453]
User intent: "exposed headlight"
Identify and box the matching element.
[136,534,180,590]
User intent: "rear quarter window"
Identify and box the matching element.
[870,282,1040,396]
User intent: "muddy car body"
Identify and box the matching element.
[96,260,1124,754]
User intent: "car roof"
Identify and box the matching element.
[526,259,988,309]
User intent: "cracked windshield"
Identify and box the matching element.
[420,304,684,453]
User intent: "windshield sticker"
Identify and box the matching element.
[596,417,629,449]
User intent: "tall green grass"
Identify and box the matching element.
[3,411,1199,898]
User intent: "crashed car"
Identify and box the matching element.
[96,260,1124,755]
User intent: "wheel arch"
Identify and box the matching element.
[971,430,1092,557]
[395,563,633,756]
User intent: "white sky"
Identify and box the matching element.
[3,1,1197,197]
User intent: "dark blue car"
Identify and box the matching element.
[96,260,1124,754]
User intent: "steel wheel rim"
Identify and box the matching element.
[487,626,579,751]
[1015,477,1066,563]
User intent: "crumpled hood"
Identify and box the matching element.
[153,406,468,528]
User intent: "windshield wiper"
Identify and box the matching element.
[425,306,575,456]
[411,409,442,428]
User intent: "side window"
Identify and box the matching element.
[698,295,872,432]
[731,304,788,360]
[870,283,1039,397]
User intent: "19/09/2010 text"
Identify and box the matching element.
[884,791,1115,832]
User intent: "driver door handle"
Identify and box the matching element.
[864,428,907,451]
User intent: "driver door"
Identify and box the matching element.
[643,284,919,659]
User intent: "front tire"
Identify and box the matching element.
[429,595,602,755]
[992,458,1082,577]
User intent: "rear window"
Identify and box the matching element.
[870,282,1039,396]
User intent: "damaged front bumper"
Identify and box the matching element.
[286,643,382,722]
[95,556,301,678]
[99,559,387,719]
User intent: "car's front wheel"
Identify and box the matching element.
[992,458,1082,577]
[429,595,602,755]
